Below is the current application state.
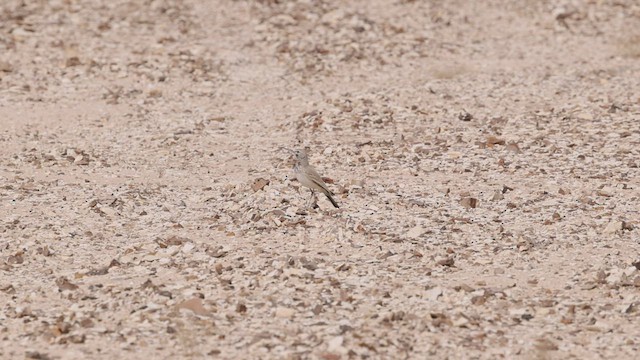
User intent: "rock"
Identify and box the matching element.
[458,111,473,121]
[274,307,295,319]
[502,185,514,193]
[437,257,455,267]
[425,286,443,301]
[56,277,79,291]
[605,268,629,286]
[25,351,50,360]
[74,154,90,165]
[67,334,86,344]
[10,27,32,41]
[460,197,478,209]
[506,142,522,153]
[251,178,270,192]
[176,298,210,316]
[452,316,469,327]
[575,111,594,121]
[597,188,615,197]
[0,61,13,73]
[327,336,346,354]
[97,205,117,217]
[181,242,195,254]
[412,144,430,154]
[407,225,426,239]
[534,338,558,351]
[604,221,623,234]
[486,136,505,146]
[624,266,638,277]
[236,303,247,313]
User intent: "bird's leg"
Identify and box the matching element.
[305,190,312,207]
[308,190,319,209]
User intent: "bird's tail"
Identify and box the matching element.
[324,192,339,208]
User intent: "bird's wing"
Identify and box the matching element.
[307,167,333,195]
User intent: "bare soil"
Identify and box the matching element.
[1,0,640,359]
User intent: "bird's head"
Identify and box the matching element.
[295,149,309,165]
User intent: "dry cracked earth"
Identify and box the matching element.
[1,0,640,359]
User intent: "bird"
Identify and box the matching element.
[293,149,339,208]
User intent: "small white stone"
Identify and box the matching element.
[274,307,295,319]
[182,242,195,254]
[604,221,623,234]
[425,286,443,301]
[407,225,425,239]
[327,336,347,354]
[606,268,624,285]
[624,266,638,277]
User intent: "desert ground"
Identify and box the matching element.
[1,0,640,359]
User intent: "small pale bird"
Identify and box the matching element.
[293,149,339,208]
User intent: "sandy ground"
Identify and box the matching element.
[1,0,640,359]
